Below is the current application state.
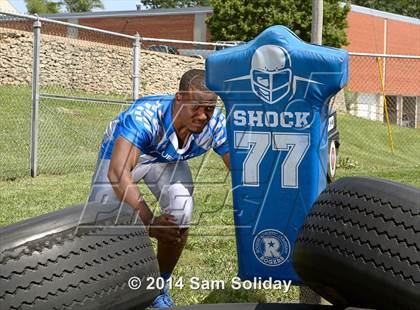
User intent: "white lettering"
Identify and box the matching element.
[233,110,311,128]
[189,277,225,290]
[295,112,310,128]
[247,110,264,127]
[280,111,293,128]
[231,277,242,290]
[233,110,247,126]
[229,277,293,292]
[189,277,200,290]
[265,111,278,127]
[242,280,253,290]
[263,237,280,257]
[283,280,292,293]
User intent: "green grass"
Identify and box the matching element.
[336,113,420,187]
[1,84,419,305]
[0,154,301,305]
[0,85,130,178]
[0,85,31,179]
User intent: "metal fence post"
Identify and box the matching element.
[30,16,41,177]
[132,33,141,100]
[311,0,323,45]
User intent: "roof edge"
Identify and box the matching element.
[350,4,420,25]
[40,4,419,25]
[40,6,213,20]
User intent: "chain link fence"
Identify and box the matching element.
[36,19,135,176]
[1,11,419,183]
[0,11,234,180]
[0,11,137,179]
[138,36,233,96]
[0,13,33,179]
[337,54,420,177]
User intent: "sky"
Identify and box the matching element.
[9,0,142,14]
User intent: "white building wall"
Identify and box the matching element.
[0,0,18,13]
[356,93,381,121]
[193,13,207,42]
[397,96,403,126]
[376,94,384,121]
[356,94,419,128]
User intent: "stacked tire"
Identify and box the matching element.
[2,177,419,310]
[0,202,160,310]
[293,177,420,310]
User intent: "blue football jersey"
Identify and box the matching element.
[99,95,228,163]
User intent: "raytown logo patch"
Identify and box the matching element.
[253,229,291,266]
[224,45,323,104]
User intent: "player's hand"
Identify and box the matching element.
[148,214,181,243]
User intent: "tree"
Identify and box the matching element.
[141,0,211,9]
[62,0,104,12]
[351,0,419,18]
[207,0,350,48]
[25,0,61,14]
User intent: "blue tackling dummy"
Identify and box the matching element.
[206,26,348,283]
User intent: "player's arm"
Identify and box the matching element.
[221,152,230,171]
[107,135,153,225]
[108,136,181,243]
[212,109,230,171]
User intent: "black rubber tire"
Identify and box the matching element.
[172,303,343,309]
[293,177,420,310]
[0,202,160,310]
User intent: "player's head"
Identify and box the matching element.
[175,69,218,133]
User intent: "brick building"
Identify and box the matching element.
[44,6,212,42]
[1,4,419,127]
[40,5,419,54]
[345,6,419,128]
[40,4,419,128]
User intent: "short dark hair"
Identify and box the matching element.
[179,69,209,92]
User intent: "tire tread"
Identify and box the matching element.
[293,177,420,310]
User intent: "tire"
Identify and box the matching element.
[327,141,338,183]
[0,202,160,310]
[172,304,343,309]
[293,177,420,310]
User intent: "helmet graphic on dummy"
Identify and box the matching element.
[250,45,292,104]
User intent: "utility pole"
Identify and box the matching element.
[311,0,323,44]
[302,1,329,305]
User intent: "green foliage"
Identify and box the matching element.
[351,0,420,18]
[62,0,104,12]
[25,0,105,13]
[338,156,359,169]
[141,0,211,9]
[207,0,350,48]
[25,0,61,14]
[344,90,358,112]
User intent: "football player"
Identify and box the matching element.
[88,69,230,307]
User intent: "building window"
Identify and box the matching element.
[384,95,397,125]
[402,96,416,128]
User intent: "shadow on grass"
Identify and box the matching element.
[201,287,267,304]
